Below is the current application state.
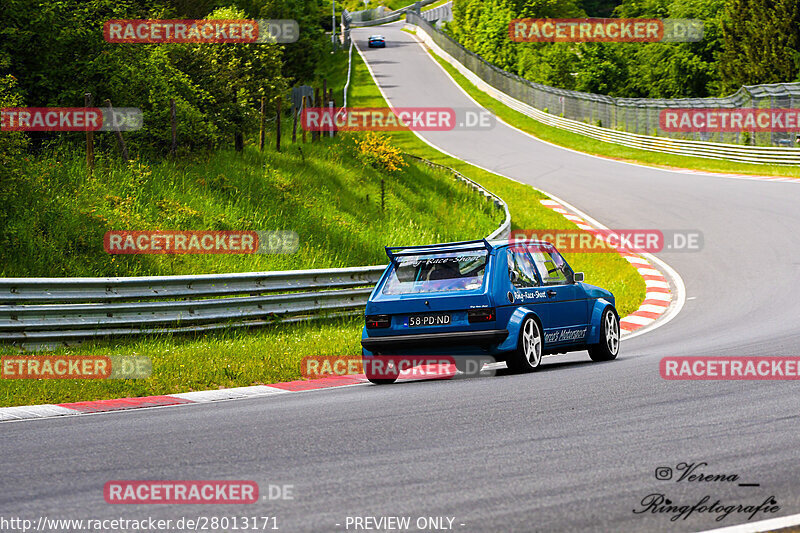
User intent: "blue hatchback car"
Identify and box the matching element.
[361,239,620,384]
[367,35,386,48]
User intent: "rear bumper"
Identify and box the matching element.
[361,329,508,351]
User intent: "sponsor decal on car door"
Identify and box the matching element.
[527,245,589,344]
[503,247,549,327]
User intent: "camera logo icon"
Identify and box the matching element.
[655,467,673,480]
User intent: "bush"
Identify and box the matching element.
[353,132,407,173]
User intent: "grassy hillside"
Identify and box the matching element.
[0,138,500,278]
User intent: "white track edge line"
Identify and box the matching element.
[0,381,373,425]
[696,511,800,533]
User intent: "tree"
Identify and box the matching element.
[256,0,326,83]
[717,0,800,93]
[579,0,622,17]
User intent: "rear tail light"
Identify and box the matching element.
[366,315,391,329]
[468,308,495,323]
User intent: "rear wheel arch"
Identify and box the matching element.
[506,312,544,373]
[588,305,620,362]
[524,312,544,343]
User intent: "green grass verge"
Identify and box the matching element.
[422,0,451,10]
[414,31,800,179]
[0,317,362,406]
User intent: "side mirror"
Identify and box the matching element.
[509,270,518,284]
[573,272,584,283]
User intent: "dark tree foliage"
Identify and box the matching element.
[256,0,327,84]
[717,0,800,93]
[0,0,324,155]
[579,0,622,17]
[449,0,799,99]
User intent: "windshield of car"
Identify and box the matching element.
[382,250,488,294]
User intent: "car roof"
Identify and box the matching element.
[369,35,385,39]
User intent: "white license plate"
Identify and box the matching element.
[409,314,451,327]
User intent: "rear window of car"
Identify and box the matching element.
[382,251,488,294]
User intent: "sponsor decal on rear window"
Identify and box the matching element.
[384,251,488,294]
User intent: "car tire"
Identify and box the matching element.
[362,353,397,385]
[589,308,620,362]
[506,316,543,373]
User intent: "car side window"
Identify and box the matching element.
[548,248,574,282]
[528,246,570,285]
[506,248,539,288]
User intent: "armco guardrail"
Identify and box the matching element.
[348,0,436,27]
[421,1,452,24]
[0,267,385,344]
[0,157,510,346]
[407,13,800,165]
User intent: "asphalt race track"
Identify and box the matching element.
[3,22,800,533]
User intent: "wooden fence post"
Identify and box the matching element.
[259,96,265,152]
[276,96,281,152]
[170,98,177,156]
[313,88,320,142]
[329,89,335,139]
[301,95,307,144]
[322,79,328,141]
[291,100,298,144]
[85,93,94,177]
[104,99,129,161]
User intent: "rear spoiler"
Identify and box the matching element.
[385,239,492,264]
